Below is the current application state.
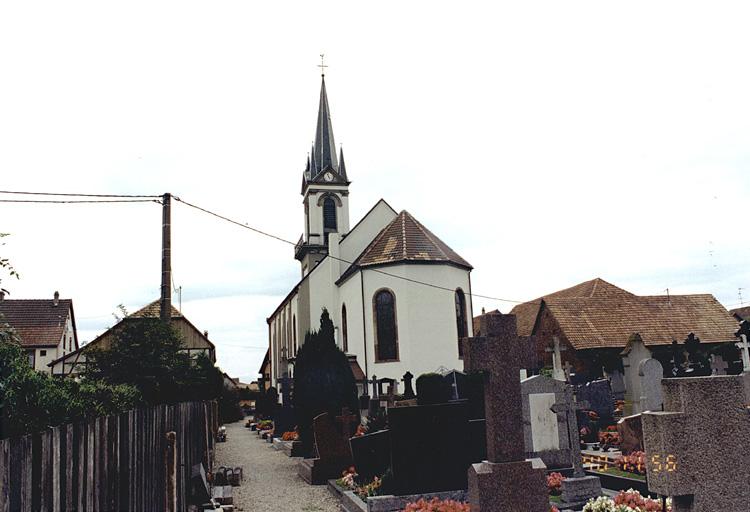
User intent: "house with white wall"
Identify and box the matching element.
[267,74,474,390]
[0,291,78,373]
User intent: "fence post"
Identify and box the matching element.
[165,431,177,512]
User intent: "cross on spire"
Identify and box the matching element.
[318,54,328,76]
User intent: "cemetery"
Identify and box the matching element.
[215,313,750,512]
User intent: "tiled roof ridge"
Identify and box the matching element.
[400,212,408,260]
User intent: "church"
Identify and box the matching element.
[266,74,474,391]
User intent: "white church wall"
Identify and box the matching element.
[338,200,397,276]
[344,263,473,383]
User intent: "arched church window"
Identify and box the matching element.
[342,304,348,352]
[374,289,399,362]
[455,288,468,357]
[293,315,297,356]
[323,197,337,231]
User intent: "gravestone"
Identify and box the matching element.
[297,412,353,485]
[642,374,750,511]
[545,337,567,382]
[710,354,728,376]
[621,333,653,415]
[444,370,467,401]
[388,401,471,495]
[608,370,626,400]
[463,313,548,512]
[575,379,614,423]
[402,371,416,399]
[617,414,643,455]
[335,407,359,440]
[735,321,750,372]
[190,463,211,504]
[550,387,601,509]
[349,429,391,482]
[520,375,570,468]
[273,407,295,438]
[638,358,663,413]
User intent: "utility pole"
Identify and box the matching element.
[160,193,172,323]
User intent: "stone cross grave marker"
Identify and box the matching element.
[550,387,602,509]
[402,371,415,399]
[370,375,379,398]
[735,321,750,372]
[545,336,567,382]
[562,361,574,383]
[710,354,728,376]
[642,374,750,511]
[335,407,358,440]
[462,313,549,512]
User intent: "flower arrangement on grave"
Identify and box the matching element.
[354,424,367,437]
[550,507,559,512]
[336,467,358,490]
[354,475,382,500]
[614,400,625,414]
[257,419,273,430]
[582,489,671,512]
[402,497,470,512]
[546,472,564,496]
[614,451,646,475]
[281,430,299,441]
[598,430,621,450]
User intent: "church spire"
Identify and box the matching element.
[338,146,347,181]
[314,75,338,175]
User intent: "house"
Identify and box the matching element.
[258,348,271,391]
[507,278,739,380]
[49,299,216,377]
[266,74,474,390]
[0,291,78,373]
[730,306,750,322]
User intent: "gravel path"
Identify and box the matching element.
[214,420,342,512]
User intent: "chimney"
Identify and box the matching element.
[53,291,59,307]
[0,291,5,301]
[203,330,209,338]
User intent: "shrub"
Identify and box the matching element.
[415,373,451,405]
[403,498,470,512]
[293,309,359,456]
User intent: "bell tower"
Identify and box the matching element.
[295,71,350,276]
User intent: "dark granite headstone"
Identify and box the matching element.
[388,401,471,495]
[297,412,353,485]
[444,370,467,401]
[575,379,614,423]
[273,407,295,438]
[402,371,416,399]
[617,414,643,455]
[350,429,391,481]
[190,463,211,504]
[469,418,487,463]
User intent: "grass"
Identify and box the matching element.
[592,467,647,481]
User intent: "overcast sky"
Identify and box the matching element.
[1,1,749,379]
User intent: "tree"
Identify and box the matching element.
[0,233,19,297]
[84,317,193,405]
[292,309,358,455]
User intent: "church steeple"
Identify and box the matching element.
[296,65,351,274]
[314,76,338,175]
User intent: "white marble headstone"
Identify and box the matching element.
[528,393,559,452]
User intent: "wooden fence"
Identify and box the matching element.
[0,401,218,512]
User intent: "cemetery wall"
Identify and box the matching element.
[0,400,217,512]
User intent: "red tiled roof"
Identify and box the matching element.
[509,278,632,336]
[730,306,750,321]
[506,278,736,350]
[543,294,738,350]
[339,211,471,283]
[0,298,73,348]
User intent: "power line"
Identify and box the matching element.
[173,196,530,305]
[0,199,160,204]
[0,190,160,198]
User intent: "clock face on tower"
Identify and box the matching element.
[324,171,334,182]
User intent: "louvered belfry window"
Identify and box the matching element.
[341,304,348,352]
[323,197,337,231]
[374,290,398,361]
